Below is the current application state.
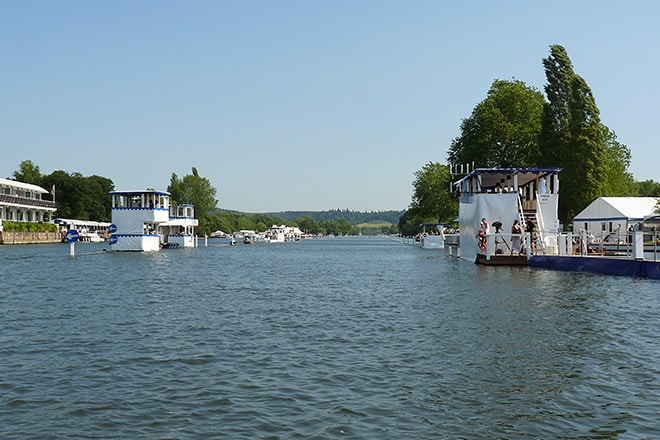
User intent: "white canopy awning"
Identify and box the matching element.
[573,197,659,223]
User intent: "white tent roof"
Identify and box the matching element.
[0,177,49,194]
[573,197,659,222]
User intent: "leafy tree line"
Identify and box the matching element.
[8,161,397,236]
[168,167,218,234]
[636,180,660,197]
[11,160,114,222]
[206,210,388,236]
[261,209,404,225]
[406,45,658,232]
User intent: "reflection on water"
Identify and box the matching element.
[1,238,658,438]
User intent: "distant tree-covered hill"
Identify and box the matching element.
[262,209,405,225]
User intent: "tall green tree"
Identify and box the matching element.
[408,162,457,225]
[447,79,545,168]
[41,170,74,218]
[12,160,42,184]
[38,170,114,221]
[540,45,634,224]
[235,216,256,231]
[168,167,218,234]
[599,127,636,197]
[168,173,184,204]
[636,179,660,197]
[297,216,320,234]
[397,209,421,237]
[84,175,114,221]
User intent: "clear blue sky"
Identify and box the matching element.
[2,1,658,212]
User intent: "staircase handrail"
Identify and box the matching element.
[534,191,546,254]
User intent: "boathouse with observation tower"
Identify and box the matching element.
[453,167,561,265]
[109,190,171,251]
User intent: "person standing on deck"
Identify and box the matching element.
[511,219,522,255]
[526,219,536,254]
[478,218,488,252]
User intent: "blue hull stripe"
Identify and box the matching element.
[530,255,660,279]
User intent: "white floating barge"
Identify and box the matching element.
[451,166,660,278]
[109,190,198,251]
[453,167,561,265]
[159,204,199,249]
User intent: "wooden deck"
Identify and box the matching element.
[475,253,529,266]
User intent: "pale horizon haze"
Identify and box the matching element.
[2,1,658,213]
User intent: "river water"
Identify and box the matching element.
[1,237,658,439]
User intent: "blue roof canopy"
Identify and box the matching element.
[109,190,171,196]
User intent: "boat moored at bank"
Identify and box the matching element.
[419,223,446,249]
[264,224,303,243]
[54,218,111,242]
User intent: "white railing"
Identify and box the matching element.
[547,230,659,261]
[482,232,532,260]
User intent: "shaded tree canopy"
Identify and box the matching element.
[636,179,660,197]
[445,46,636,227]
[539,45,635,224]
[12,160,41,184]
[599,127,635,197]
[400,162,458,235]
[205,210,369,236]
[447,79,545,168]
[397,209,420,237]
[266,209,403,225]
[168,167,218,233]
[41,171,114,221]
[9,161,115,222]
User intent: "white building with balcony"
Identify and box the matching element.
[159,204,199,248]
[0,178,57,228]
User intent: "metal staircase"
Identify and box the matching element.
[517,194,545,254]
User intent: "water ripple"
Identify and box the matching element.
[1,239,658,438]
